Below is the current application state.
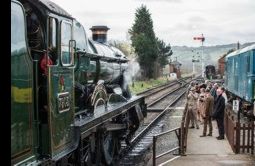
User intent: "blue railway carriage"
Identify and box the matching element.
[225,44,255,116]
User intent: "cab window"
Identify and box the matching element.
[61,21,72,66]
[49,17,57,64]
[11,3,26,55]
[74,21,87,52]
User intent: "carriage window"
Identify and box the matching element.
[61,21,72,66]
[253,51,255,73]
[247,55,250,73]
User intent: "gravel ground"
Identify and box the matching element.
[145,96,187,165]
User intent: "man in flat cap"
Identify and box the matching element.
[200,88,214,137]
[187,87,199,129]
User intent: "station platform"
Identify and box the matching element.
[162,120,255,166]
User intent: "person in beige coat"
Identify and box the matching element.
[197,88,206,124]
[187,87,199,129]
[200,88,214,137]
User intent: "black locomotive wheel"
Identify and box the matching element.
[101,131,117,165]
[81,146,92,166]
[75,138,93,166]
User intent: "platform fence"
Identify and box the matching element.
[225,104,254,154]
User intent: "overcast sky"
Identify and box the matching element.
[51,0,255,46]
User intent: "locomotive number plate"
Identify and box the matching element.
[57,92,70,113]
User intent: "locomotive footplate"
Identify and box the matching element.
[74,95,146,136]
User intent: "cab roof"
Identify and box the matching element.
[28,0,72,18]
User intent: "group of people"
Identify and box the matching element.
[186,81,227,140]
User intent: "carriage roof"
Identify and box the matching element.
[226,44,255,59]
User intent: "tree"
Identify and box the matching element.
[226,48,235,54]
[156,38,173,68]
[108,40,135,59]
[129,5,158,79]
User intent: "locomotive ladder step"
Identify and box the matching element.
[132,147,145,151]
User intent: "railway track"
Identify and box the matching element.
[115,76,200,165]
[117,84,189,165]
[137,77,192,105]
[137,77,191,97]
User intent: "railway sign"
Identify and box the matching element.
[233,100,239,113]
[193,34,205,42]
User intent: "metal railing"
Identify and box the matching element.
[152,103,189,166]
[152,127,182,166]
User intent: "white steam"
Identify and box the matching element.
[123,58,141,88]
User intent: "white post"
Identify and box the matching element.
[192,61,195,75]
[201,38,204,78]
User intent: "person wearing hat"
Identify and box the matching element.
[200,88,214,137]
[210,83,218,100]
[187,87,199,129]
[197,87,206,124]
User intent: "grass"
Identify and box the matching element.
[128,77,174,95]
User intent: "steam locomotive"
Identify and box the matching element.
[11,0,146,165]
[205,65,216,80]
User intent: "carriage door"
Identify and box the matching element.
[47,19,75,157]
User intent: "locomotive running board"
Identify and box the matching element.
[74,95,145,136]
[105,123,127,131]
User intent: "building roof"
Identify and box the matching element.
[170,60,182,66]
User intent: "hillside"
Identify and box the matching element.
[170,42,255,72]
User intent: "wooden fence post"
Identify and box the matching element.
[235,121,240,154]
[251,122,254,155]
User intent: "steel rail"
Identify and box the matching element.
[147,85,185,107]
[138,81,180,98]
[130,87,187,146]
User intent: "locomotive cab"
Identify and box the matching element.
[12,0,80,164]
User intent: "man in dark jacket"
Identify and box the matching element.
[212,87,225,140]
[210,83,218,100]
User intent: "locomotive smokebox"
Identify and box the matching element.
[90,25,110,44]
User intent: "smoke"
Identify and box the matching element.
[123,58,141,88]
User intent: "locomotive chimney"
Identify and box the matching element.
[90,25,110,44]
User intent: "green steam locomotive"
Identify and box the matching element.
[11,0,146,165]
